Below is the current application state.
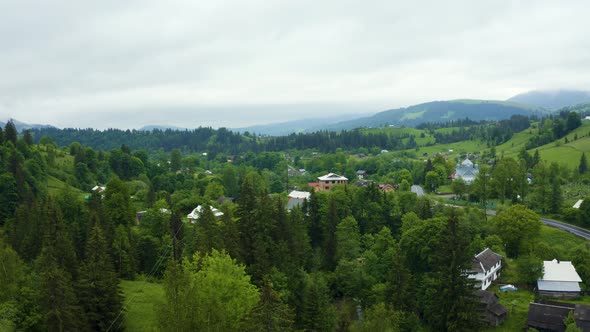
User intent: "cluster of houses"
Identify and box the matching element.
[465,247,590,330]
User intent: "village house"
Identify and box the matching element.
[468,248,503,290]
[475,290,507,327]
[527,302,590,331]
[187,205,224,223]
[286,190,311,211]
[538,259,583,299]
[378,184,395,192]
[356,170,367,179]
[316,173,348,191]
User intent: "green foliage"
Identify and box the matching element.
[493,205,541,258]
[241,278,295,332]
[515,255,544,285]
[580,153,588,175]
[78,223,124,331]
[299,272,337,332]
[335,216,361,262]
[120,280,164,332]
[564,310,582,332]
[158,250,259,331]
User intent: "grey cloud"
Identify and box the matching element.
[2,0,590,128]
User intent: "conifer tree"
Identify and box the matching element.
[579,153,588,175]
[78,223,124,331]
[420,209,479,332]
[242,278,295,332]
[37,199,85,331]
[4,120,17,144]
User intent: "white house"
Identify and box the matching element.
[454,158,479,184]
[356,170,367,179]
[468,248,503,290]
[286,190,311,211]
[187,205,224,222]
[537,259,582,299]
[573,199,584,209]
[92,185,106,193]
[317,173,348,191]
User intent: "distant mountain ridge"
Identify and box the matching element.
[0,119,56,132]
[319,99,545,131]
[507,89,590,109]
[138,125,187,131]
[231,113,369,136]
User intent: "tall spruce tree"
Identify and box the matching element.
[420,209,479,332]
[78,223,124,331]
[580,153,588,175]
[4,120,17,145]
[37,198,85,331]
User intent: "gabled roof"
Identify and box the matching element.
[573,199,584,209]
[541,259,582,282]
[356,170,367,175]
[288,190,311,200]
[527,302,571,332]
[187,205,224,219]
[471,248,502,273]
[318,173,348,181]
[461,158,474,167]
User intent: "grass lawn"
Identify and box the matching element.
[538,225,589,249]
[485,286,535,332]
[120,279,165,332]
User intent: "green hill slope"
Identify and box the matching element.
[325,100,545,130]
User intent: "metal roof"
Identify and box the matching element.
[542,259,582,282]
[318,173,348,181]
[537,281,581,292]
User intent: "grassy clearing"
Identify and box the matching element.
[120,279,165,332]
[538,225,589,250]
[46,175,87,199]
[485,285,535,332]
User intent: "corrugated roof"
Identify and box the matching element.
[537,281,581,292]
[527,303,570,332]
[288,190,311,199]
[542,259,582,282]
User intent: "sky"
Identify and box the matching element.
[1,0,590,129]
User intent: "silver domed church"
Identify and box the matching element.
[454,158,479,184]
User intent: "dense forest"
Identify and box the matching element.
[2,111,590,331]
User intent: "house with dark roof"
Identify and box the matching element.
[538,259,583,299]
[468,248,502,290]
[475,290,507,327]
[527,302,590,332]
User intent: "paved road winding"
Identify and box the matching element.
[486,210,590,240]
[541,218,590,240]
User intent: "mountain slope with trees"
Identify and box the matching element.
[507,89,590,109]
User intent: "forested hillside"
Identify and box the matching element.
[2,109,590,331]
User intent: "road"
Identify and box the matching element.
[486,210,590,240]
[541,218,590,240]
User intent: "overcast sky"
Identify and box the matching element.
[1,1,589,129]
